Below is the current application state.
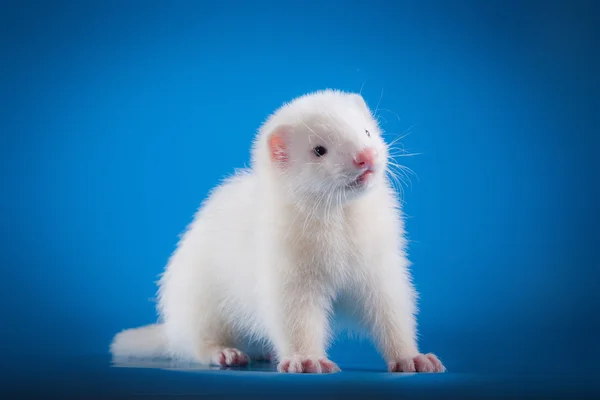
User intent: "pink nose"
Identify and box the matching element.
[353,148,376,169]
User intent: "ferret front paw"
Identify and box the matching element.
[388,353,445,373]
[211,348,249,367]
[277,355,341,373]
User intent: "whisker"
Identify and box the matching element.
[376,115,389,125]
[300,119,326,143]
[386,167,406,193]
[388,151,422,158]
[376,108,401,123]
[388,162,419,183]
[374,88,384,116]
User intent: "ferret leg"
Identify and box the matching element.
[166,299,250,367]
[263,277,340,373]
[190,325,250,367]
[355,269,446,373]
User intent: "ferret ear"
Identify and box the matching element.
[267,125,291,165]
[350,93,369,110]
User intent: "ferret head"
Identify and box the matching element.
[254,89,389,205]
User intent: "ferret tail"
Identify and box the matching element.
[110,324,167,358]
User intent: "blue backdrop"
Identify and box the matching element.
[1,0,599,398]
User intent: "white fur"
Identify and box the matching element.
[110,89,445,373]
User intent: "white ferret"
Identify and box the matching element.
[110,89,445,374]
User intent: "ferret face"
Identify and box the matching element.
[267,91,388,204]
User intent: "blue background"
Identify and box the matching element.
[1,0,599,398]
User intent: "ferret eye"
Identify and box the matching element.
[365,129,371,137]
[313,146,328,157]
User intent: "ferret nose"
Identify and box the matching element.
[353,148,377,169]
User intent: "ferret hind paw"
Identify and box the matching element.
[211,347,250,367]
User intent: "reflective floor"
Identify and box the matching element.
[4,355,599,399]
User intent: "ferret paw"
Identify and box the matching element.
[388,353,446,373]
[277,355,341,373]
[211,348,249,367]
